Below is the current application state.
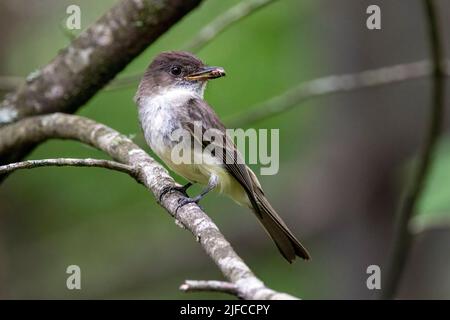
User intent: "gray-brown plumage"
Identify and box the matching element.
[135,51,310,262]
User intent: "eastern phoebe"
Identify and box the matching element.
[135,51,310,262]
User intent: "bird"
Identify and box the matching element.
[134,51,310,262]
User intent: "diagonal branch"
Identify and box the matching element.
[183,0,278,52]
[0,113,298,300]
[381,0,446,299]
[0,158,136,176]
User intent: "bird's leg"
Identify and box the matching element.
[176,175,218,212]
[159,182,193,203]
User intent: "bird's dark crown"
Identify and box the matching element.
[146,51,205,79]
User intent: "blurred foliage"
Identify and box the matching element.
[415,137,450,233]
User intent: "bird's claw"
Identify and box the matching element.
[159,183,192,203]
[175,196,203,213]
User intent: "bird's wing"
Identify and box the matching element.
[181,98,310,261]
[181,98,261,212]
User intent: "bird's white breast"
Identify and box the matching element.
[138,86,251,206]
[138,87,195,163]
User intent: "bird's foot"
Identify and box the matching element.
[159,182,193,203]
[176,195,203,213]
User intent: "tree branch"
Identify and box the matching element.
[381,0,446,299]
[183,0,278,52]
[0,158,136,176]
[180,280,239,297]
[0,113,298,300]
[227,59,449,127]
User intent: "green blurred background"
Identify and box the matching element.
[0,0,449,299]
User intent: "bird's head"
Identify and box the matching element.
[136,51,226,100]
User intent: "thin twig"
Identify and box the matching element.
[381,0,446,299]
[184,0,278,52]
[0,113,298,300]
[180,280,239,297]
[0,158,135,176]
[228,60,449,127]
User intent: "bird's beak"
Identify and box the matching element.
[185,66,226,81]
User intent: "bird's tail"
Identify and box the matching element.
[250,188,310,263]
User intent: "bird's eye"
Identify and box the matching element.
[170,65,182,76]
